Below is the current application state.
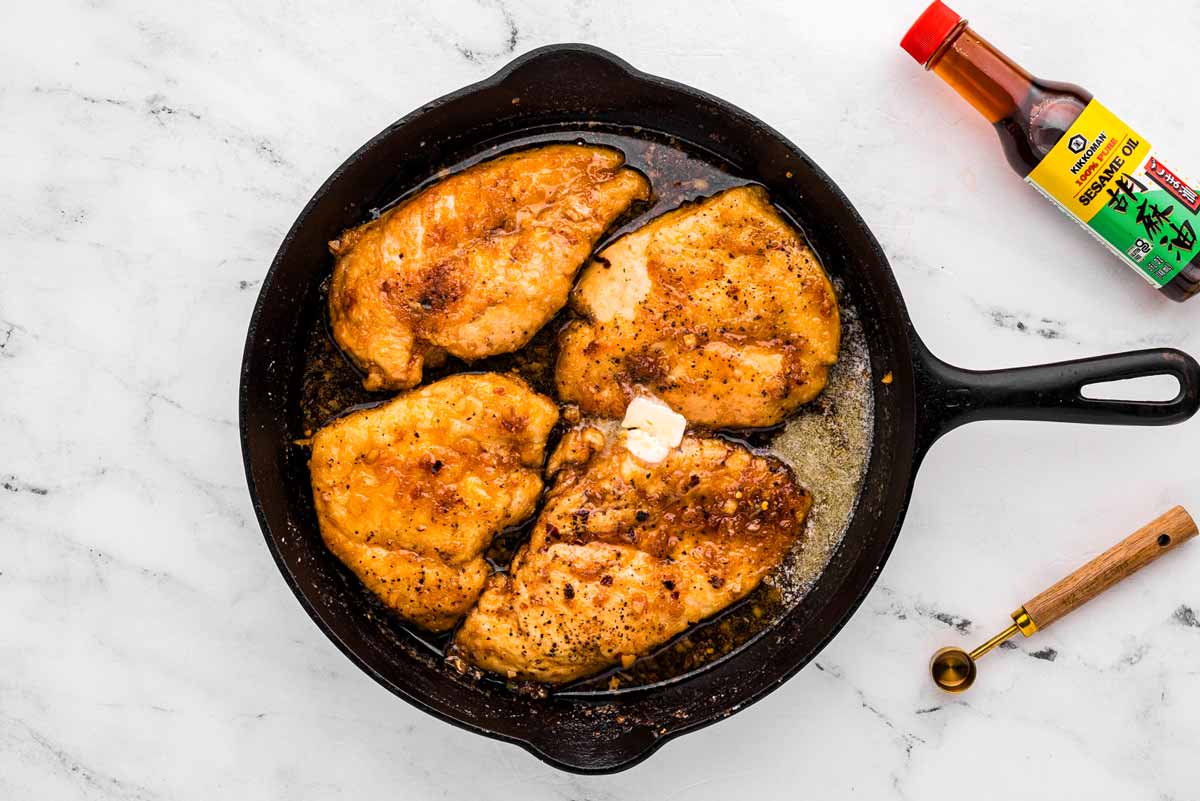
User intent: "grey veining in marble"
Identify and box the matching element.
[4,0,1199,798]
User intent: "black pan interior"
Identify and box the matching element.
[241,44,921,773]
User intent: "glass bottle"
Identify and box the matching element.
[902,1,1199,302]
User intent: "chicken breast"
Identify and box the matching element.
[329,144,650,390]
[309,373,559,632]
[556,185,840,428]
[452,425,812,683]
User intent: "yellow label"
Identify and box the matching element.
[1027,99,1151,223]
[1023,99,1198,287]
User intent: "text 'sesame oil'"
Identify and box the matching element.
[902,1,1200,302]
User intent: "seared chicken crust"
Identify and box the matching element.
[453,425,812,682]
[329,144,650,390]
[309,373,559,632]
[556,185,840,428]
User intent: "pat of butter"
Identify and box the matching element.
[621,396,686,463]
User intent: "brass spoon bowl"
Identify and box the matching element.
[930,622,1019,692]
[930,646,977,692]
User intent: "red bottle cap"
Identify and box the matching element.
[900,1,963,66]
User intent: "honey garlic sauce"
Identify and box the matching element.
[296,125,875,694]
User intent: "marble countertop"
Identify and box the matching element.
[5,0,1200,797]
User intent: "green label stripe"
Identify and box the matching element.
[1088,185,1196,287]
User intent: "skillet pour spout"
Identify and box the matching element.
[240,42,1200,774]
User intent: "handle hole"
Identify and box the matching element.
[1158,533,1172,547]
[1081,374,1181,402]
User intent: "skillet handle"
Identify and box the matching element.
[915,344,1200,451]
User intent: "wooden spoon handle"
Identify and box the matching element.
[1022,506,1197,631]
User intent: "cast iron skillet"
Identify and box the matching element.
[240,44,1200,773]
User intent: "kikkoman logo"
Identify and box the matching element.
[1069,132,1109,175]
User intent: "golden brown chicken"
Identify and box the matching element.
[328,144,650,391]
[308,373,559,632]
[556,185,840,429]
[452,425,812,682]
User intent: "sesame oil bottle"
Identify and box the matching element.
[902,1,1199,301]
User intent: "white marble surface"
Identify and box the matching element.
[4,0,1200,797]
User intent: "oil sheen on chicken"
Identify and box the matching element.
[452,425,813,683]
[556,185,840,428]
[328,144,650,390]
[308,373,559,632]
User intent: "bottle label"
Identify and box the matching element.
[1025,99,1197,287]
